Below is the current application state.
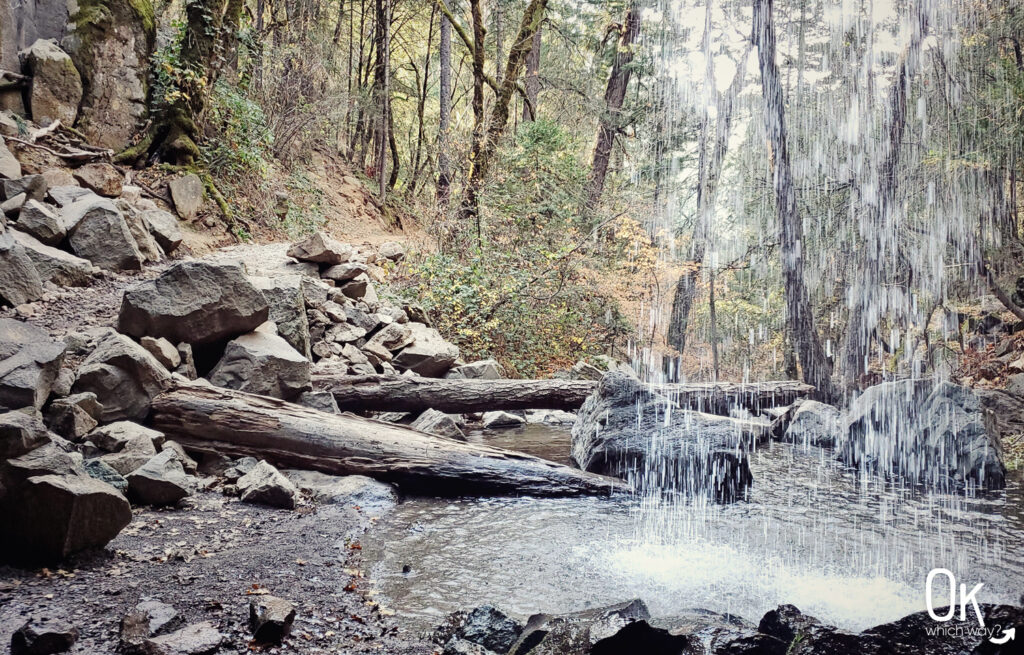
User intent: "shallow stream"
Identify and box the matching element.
[362,425,1024,635]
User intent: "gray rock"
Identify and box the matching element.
[446,359,504,380]
[839,380,1006,490]
[411,408,465,440]
[0,411,53,459]
[287,231,351,264]
[209,325,310,400]
[126,450,193,505]
[44,391,101,439]
[47,185,90,207]
[118,262,269,345]
[296,391,339,414]
[392,323,459,377]
[118,199,163,263]
[161,440,197,475]
[339,275,376,301]
[99,432,158,475]
[321,261,368,282]
[16,200,65,244]
[140,621,223,655]
[250,275,311,359]
[1,191,26,216]
[365,322,413,352]
[0,137,19,179]
[11,229,95,286]
[442,639,497,655]
[140,336,181,371]
[142,209,183,254]
[344,306,381,332]
[283,470,397,510]
[525,409,577,425]
[4,440,82,483]
[781,400,840,448]
[83,458,128,492]
[1,473,132,561]
[503,599,668,655]
[73,162,122,197]
[326,322,367,344]
[434,605,523,655]
[120,599,181,653]
[168,174,203,220]
[0,318,64,410]
[223,456,258,483]
[10,612,78,655]
[237,460,298,509]
[378,241,405,262]
[174,343,197,380]
[249,595,295,643]
[571,372,761,500]
[3,174,47,202]
[89,420,163,453]
[63,196,143,270]
[72,331,172,422]
[481,411,525,429]
[0,226,44,306]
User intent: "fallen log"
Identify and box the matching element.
[149,383,628,497]
[313,374,814,414]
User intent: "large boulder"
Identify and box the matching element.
[74,162,123,197]
[19,39,82,126]
[250,275,311,359]
[126,450,192,505]
[781,400,840,448]
[0,226,45,306]
[392,323,460,377]
[0,411,53,459]
[287,231,352,264]
[16,199,66,244]
[208,325,310,400]
[410,408,465,440]
[1,473,132,562]
[71,331,172,422]
[237,460,298,509]
[61,0,155,150]
[118,262,269,344]
[0,318,65,410]
[571,372,761,501]
[63,195,144,270]
[11,229,95,286]
[839,380,1006,490]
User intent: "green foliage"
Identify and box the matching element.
[402,251,626,378]
[202,80,274,178]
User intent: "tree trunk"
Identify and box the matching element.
[437,0,453,206]
[753,0,835,401]
[150,384,625,497]
[372,0,392,200]
[313,374,813,413]
[583,2,640,211]
[522,26,541,121]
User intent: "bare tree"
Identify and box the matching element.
[437,0,453,206]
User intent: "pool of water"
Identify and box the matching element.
[361,424,1024,635]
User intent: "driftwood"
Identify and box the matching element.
[149,383,628,497]
[313,374,814,415]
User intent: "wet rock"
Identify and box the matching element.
[839,380,1006,490]
[283,470,398,510]
[0,137,19,179]
[118,262,269,345]
[447,359,505,380]
[435,605,524,654]
[0,318,65,410]
[2,473,132,561]
[287,231,352,264]
[526,409,577,425]
[83,457,128,492]
[482,411,525,429]
[392,323,460,377]
[237,460,298,509]
[502,600,672,655]
[72,331,172,422]
[140,621,223,655]
[140,336,181,370]
[10,612,78,655]
[250,275,311,359]
[44,391,101,439]
[249,595,296,643]
[168,174,203,220]
[142,209,183,254]
[72,162,122,197]
[296,390,340,414]
[16,200,64,244]
[443,640,497,655]
[0,411,52,458]
[758,605,825,646]
[571,373,759,500]
[126,450,193,505]
[208,325,310,400]
[781,400,840,448]
[0,227,45,306]
[120,599,181,653]
[63,196,143,270]
[857,603,1024,655]
[411,408,465,440]
[11,229,96,286]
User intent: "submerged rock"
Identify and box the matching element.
[839,379,1006,490]
[571,372,759,501]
